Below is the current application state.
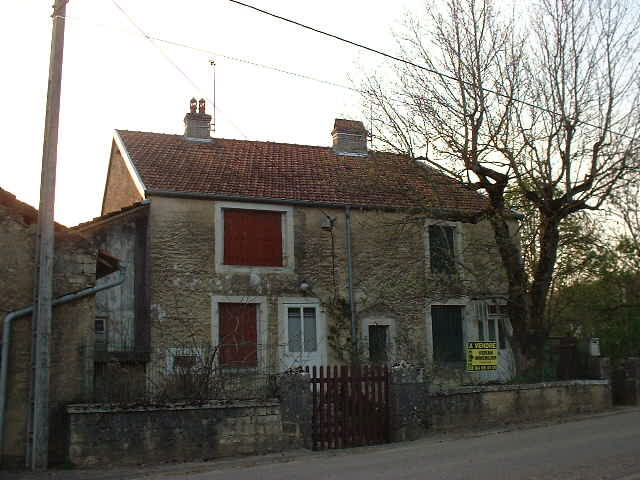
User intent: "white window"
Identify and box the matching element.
[474,301,508,350]
[278,298,326,370]
[95,316,108,351]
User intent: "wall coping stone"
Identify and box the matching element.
[66,399,279,414]
[430,379,609,396]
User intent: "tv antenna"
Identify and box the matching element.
[209,59,216,133]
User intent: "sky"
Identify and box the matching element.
[1,0,423,226]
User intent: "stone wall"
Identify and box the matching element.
[426,380,611,430]
[66,400,285,466]
[0,194,97,467]
[102,144,143,215]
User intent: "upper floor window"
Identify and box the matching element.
[223,209,283,267]
[429,224,456,274]
[214,202,294,273]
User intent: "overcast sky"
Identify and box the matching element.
[1,0,424,226]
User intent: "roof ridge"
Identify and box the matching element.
[117,129,332,151]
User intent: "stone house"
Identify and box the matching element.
[0,187,120,467]
[75,98,519,392]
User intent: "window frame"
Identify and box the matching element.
[214,201,295,274]
[474,300,508,351]
[430,304,465,364]
[278,297,327,370]
[211,295,269,371]
[361,316,396,364]
[426,298,470,366]
[425,220,462,276]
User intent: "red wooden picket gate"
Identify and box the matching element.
[305,365,390,450]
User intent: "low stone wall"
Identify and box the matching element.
[67,400,284,466]
[427,380,611,430]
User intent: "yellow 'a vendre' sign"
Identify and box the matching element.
[466,341,497,371]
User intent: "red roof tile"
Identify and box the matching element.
[116,131,488,214]
[71,201,149,231]
[0,187,67,232]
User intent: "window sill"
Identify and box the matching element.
[215,264,293,275]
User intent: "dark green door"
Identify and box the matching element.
[432,305,464,363]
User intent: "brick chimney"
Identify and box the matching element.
[184,98,212,140]
[332,119,368,156]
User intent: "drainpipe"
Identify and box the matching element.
[0,262,126,461]
[345,206,358,363]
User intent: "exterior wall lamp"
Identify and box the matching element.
[299,279,311,293]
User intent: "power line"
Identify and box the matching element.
[56,13,360,94]
[227,0,637,142]
[110,0,248,139]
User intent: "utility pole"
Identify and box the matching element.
[30,0,68,471]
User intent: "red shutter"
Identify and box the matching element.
[218,303,258,366]
[223,209,283,266]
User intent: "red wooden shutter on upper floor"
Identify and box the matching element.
[223,209,283,266]
[218,303,258,366]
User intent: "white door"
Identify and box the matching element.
[280,302,326,370]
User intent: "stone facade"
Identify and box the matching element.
[135,195,514,384]
[66,400,284,466]
[0,194,98,467]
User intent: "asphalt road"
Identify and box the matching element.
[7,408,640,479]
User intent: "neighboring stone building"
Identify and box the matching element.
[0,188,120,467]
[77,98,519,392]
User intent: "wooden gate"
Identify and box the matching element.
[305,365,389,450]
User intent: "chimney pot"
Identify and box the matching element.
[184,97,212,140]
[332,118,368,156]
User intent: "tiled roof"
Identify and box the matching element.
[0,187,67,232]
[71,201,149,231]
[116,130,489,214]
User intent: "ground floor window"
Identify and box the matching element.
[432,305,464,363]
[368,325,389,363]
[286,305,318,354]
[218,302,258,366]
[279,299,325,370]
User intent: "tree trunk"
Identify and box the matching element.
[487,207,530,366]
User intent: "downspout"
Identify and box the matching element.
[0,262,126,460]
[345,206,358,363]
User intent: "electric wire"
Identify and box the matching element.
[110,1,249,139]
[55,13,360,95]
[227,0,637,142]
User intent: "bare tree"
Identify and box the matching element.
[362,0,640,368]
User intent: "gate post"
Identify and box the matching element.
[277,372,312,449]
[389,366,429,442]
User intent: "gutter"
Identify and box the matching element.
[344,206,358,362]
[0,262,127,460]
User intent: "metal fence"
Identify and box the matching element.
[92,344,279,404]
